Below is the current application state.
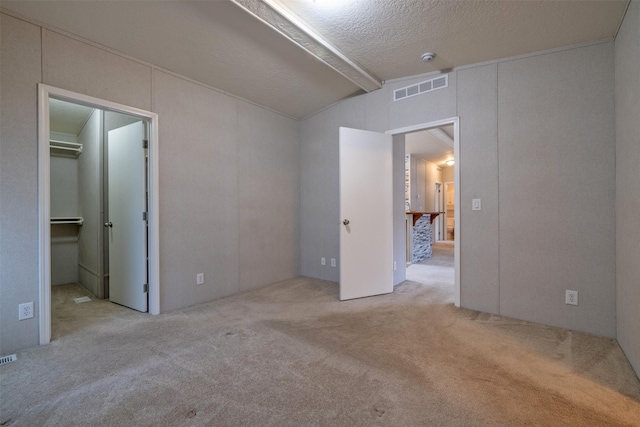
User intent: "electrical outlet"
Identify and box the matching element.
[566,290,578,306]
[321,257,326,266]
[19,302,34,320]
[196,273,205,285]
[330,258,336,268]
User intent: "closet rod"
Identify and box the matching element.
[50,217,84,225]
[50,140,83,154]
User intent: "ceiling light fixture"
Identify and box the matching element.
[446,159,454,166]
[421,52,436,62]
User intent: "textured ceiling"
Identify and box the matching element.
[1,1,628,119]
[278,0,628,81]
[1,0,360,118]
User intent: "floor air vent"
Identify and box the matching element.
[394,74,448,101]
[0,354,17,365]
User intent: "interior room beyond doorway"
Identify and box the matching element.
[404,125,456,250]
[403,124,457,300]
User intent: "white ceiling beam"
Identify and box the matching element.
[231,0,383,92]
[426,128,454,149]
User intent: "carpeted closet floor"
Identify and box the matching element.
[2,256,639,425]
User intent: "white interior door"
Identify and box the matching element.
[339,127,393,301]
[107,121,147,312]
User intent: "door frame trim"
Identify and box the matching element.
[387,117,460,307]
[37,84,160,345]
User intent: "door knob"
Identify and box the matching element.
[343,219,350,225]
[104,222,113,228]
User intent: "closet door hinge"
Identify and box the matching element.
[143,283,149,293]
[143,139,148,149]
[142,211,148,221]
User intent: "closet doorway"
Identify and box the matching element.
[38,85,160,345]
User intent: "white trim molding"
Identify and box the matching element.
[37,84,161,345]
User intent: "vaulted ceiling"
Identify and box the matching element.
[1,0,628,119]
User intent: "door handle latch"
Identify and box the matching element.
[104,222,113,228]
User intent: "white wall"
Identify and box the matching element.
[77,109,102,296]
[457,64,499,313]
[424,161,442,212]
[409,155,427,211]
[497,43,615,337]
[300,40,617,339]
[0,14,42,352]
[615,0,640,375]
[442,165,454,183]
[415,157,426,211]
[300,96,365,283]
[0,12,300,354]
[50,132,80,286]
[50,152,79,286]
[411,157,442,212]
[393,135,407,285]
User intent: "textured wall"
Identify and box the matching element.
[615,0,640,374]
[0,14,42,355]
[387,73,458,130]
[152,70,240,312]
[300,41,617,339]
[50,153,79,286]
[300,96,365,282]
[43,29,152,111]
[0,13,300,353]
[50,138,80,286]
[392,134,407,285]
[237,102,300,292]
[457,64,500,314]
[498,42,615,337]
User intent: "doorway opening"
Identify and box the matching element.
[389,118,460,306]
[38,84,160,345]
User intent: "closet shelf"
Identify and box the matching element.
[50,140,83,157]
[51,217,84,225]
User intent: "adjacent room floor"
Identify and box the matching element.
[406,241,455,305]
[2,266,639,425]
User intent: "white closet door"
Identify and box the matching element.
[107,122,147,312]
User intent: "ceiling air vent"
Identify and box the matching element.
[394,74,448,102]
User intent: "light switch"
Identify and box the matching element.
[472,199,481,211]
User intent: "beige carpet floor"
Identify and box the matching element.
[1,264,639,425]
[418,241,455,268]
